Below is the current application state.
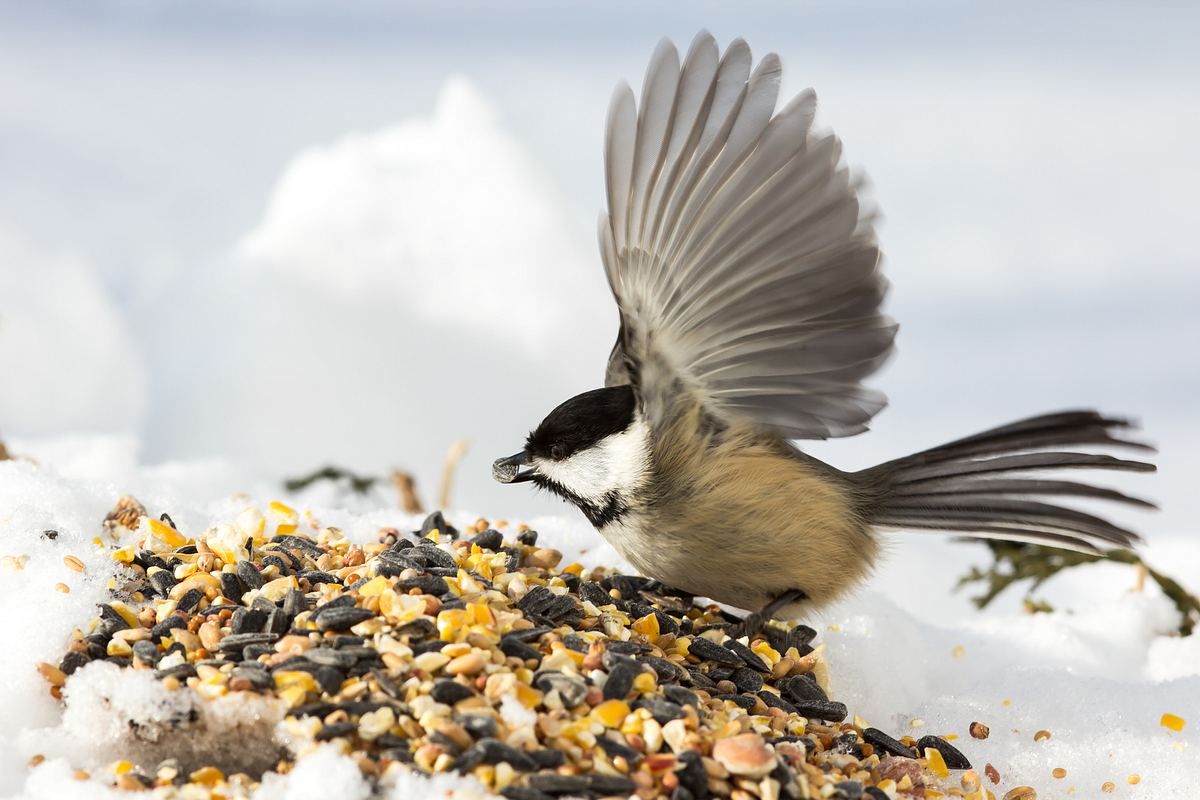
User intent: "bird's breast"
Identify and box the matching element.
[593,443,877,613]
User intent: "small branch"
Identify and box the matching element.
[283,465,378,495]
[956,540,1200,636]
[391,470,424,514]
[438,439,471,511]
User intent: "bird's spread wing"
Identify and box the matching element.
[600,33,896,439]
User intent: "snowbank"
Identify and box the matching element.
[0,440,1194,798]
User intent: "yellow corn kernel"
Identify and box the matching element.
[358,576,390,597]
[438,609,467,641]
[273,671,317,693]
[633,612,660,638]
[268,500,296,517]
[189,766,224,785]
[111,544,137,564]
[106,638,133,658]
[1161,712,1186,731]
[278,685,309,708]
[111,760,133,776]
[633,671,657,695]
[925,747,950,778]
[147,517,186,548]
[591,699,631,728]
[260,575,298,602]
[562,562,584,576]
[751,640,781,666]
[466,602,495,627]
[515,682,542,708]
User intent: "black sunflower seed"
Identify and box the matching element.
[298,570,340,586]
[270,534,324,557]
[283,588,307,620]
[717,692,757,710]
[794,699,848,723]
[236,561,264,590]
[151,615,188,641]
[469,529,503,550]
[149,570,178,597]
[261,554,289,575]
[724,639,769,673]
[636,695,685,724]
[780,673,828,704]
[676,751,708,798]
[419,510,458,540]
[602,658,640,700]
[218,572,244,600]
[455,738,535,771]
[663,686,699,708]
[131,640,159,665]
[499,637,542,663]
[527,774,636,797]
[862,728,916,759]
[731,667,764,693]
[597,736,642,763]
[454,713,498,739]
[264,608,289,635]
[639,655,685,682]
[502,789,554,800]
[315,607,375,631]
[218,632,279,651]
[686,636,743,666]
[430,679,475,705]
[315,721,358,742]
[578,581,611,607]
[757,690,798,713]
[304,648,357,669]
[314,666,345,695]
[231,607,268,634]
[392,575,447,598]
[60,650,91,675]
[412,542,457,570]
[516,529,538,546]
[916,735,972,769]
[528,749,565,769]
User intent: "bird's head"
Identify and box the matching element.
[492,385,649,524]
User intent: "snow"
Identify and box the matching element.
[1,441,1195,799]
[238,78,603,360]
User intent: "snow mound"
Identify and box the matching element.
[239,78,599,359]
[1,441,1196,798]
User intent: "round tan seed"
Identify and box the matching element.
[445,651,485,676]
[1003,787,1037,800]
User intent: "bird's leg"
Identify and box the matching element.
[731,589,808,640]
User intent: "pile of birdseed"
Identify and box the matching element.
[35,496,996,800]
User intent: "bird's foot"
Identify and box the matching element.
[729,588,808,641]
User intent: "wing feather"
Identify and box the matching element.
[602,35,894,439]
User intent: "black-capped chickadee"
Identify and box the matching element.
[493,33,1155,633]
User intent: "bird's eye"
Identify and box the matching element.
[550,444,566,461]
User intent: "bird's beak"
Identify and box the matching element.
[492,452,535,484]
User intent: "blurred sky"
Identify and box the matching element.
[1,1,1197,538]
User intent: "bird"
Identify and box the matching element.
[491,32,1156,634]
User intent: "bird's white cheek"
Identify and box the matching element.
[535,420,651,503]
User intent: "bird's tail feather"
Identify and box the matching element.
[857,410,1156,553]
